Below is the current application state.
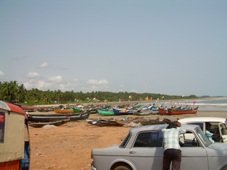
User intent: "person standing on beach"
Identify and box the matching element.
[162,121,184,170]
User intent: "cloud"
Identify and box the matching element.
[48,75,63,83]
[87,79,109,85]
[40,62,48,68]
[24,79,47,90]
[86,79,109,91]
[24,75,66,91]
[24,78,64,91]
[0,70,4,76]
[27,72,40,78]
[73,78,79,82]
[23,76,110,92]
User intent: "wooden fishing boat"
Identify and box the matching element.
[54,109,74,114]
[134,109,158,116]
[87,108,98,114]
[112,108,136,115]
[21,105,37,112]
[159,106,198,115]
[134,105,159,115]
[29,119,70,128]
[159,108,169,115]
[87,119,124,127]
[97,109,114,116]
[27,112,90,122]
[72,107,82,113]
[169,107,198,115]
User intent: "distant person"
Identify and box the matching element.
[162,121,185,170]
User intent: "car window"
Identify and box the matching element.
[188,123,203,130]
[206,122,221,142]
[196,127,212,146]
[207,122,219,133]
[220,123,227,135]
[133,131,163,147]
[180,130,201,147]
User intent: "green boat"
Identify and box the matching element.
[97,108,115,116]
[73,107,82,113]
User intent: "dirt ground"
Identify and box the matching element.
[29,111,227,170]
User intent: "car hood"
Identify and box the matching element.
[207,143,227,156]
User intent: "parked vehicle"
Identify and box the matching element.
[91,124,227,170]
[178,117,227,143]
[0,100,30,170]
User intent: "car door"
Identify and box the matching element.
[180,130,209,170]
[128,131,164,170]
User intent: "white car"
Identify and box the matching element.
[178,117,227,143]
[91,124,227,170]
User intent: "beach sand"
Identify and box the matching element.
[29,111,227,170]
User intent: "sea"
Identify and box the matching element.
[172,97,227,112]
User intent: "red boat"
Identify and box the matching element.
[159,108,169,115]
[159,106,198,115]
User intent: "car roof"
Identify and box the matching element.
[181,124,199,131]
[129,124,198,134]
[130,124,167,133]
[178,117,227,124]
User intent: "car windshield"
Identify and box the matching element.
[120,132,131,148]
[195,127,212,146]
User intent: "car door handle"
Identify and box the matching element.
[129,151,136,154]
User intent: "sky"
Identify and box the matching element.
[0,0,227,96]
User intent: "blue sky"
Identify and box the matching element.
[0,0,227,96]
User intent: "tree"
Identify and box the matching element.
[0,81,26,103]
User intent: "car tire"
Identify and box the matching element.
[113,165,131,170]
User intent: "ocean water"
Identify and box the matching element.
[176,97,227,111]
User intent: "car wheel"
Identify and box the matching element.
[113,165,131,170]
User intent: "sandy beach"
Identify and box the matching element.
[29,110,227,170]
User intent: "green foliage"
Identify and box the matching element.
[0,81,26,103]
[0,81,199,105]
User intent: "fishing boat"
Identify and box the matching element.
[29,119,70,128]
[72,107,82,113]
[169,107,198,115]
[27,112,90,122]
[159,106,198,115]
[134,109,158,116]
[97,108,114,116]
[112,108,137,115]
[86,119,124,127]
[158,108,169,115]
[134,104,159,115]
[21,105,37,112]
[54,109,74,114]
